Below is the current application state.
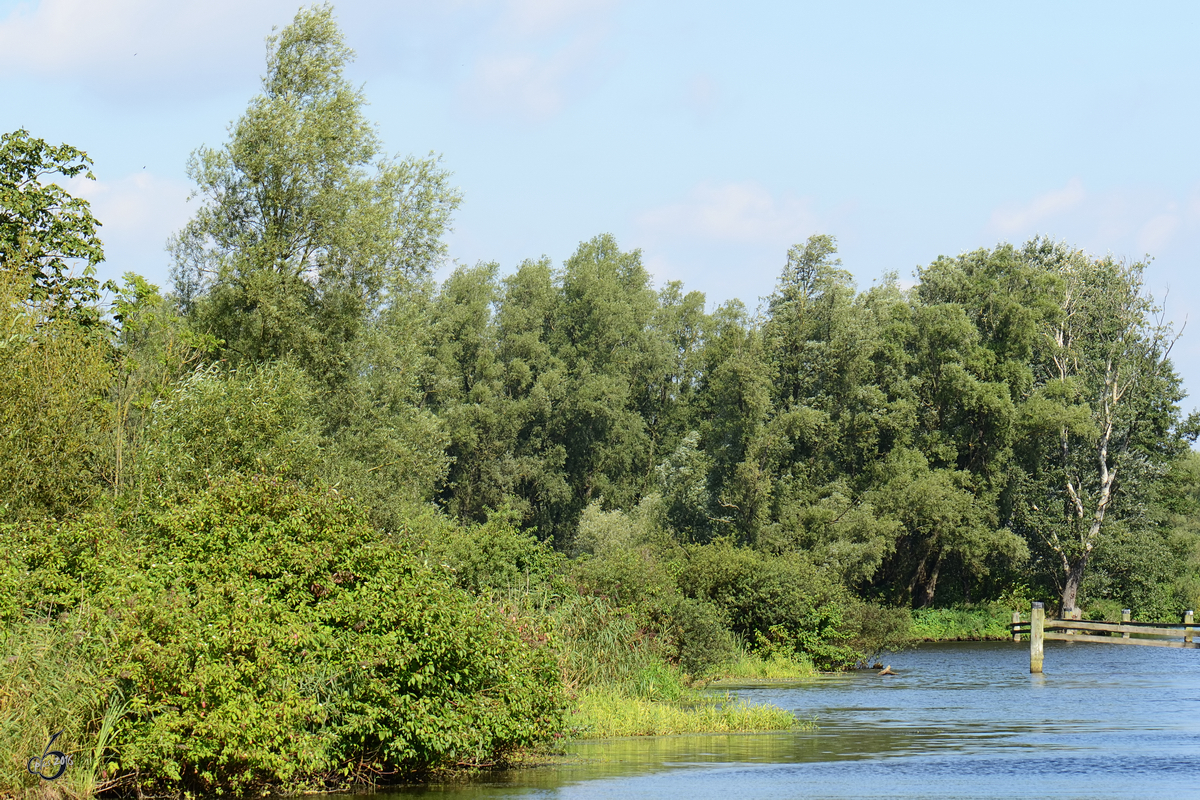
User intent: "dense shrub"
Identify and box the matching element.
[677,540,858,670]
[0,477,563,796]
[667,597,735,676]
[411,510,565,595]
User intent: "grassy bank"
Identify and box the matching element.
[569,687,803,738]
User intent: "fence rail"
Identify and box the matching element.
[1012,604,1196,672]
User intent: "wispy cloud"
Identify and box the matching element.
[989,178,1086,235]
[985,179,1200,261]
[638,181,818,244]
[0,0,294,99]
[67,170,192,283]
[457,0,621,121]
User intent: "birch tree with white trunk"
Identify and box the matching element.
[1020,240,1183,614]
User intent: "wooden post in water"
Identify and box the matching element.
[1186,610,1194,645]
[1122,609,1131,639]
[1012,610,1022,642]
[1030,602,1044,674]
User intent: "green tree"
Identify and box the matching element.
[1014,242,1187,613]
[0,129,110,325]
[0,131,115,517]
[170,3,460,385]
[168,5,456,519]
[0,263,112,518]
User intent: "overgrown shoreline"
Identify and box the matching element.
[5,2,1200,797]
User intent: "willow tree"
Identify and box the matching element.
[167,4,459,515]
[170,3,460,385]
[1016,240,1186,613]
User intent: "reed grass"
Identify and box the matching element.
[569,687,802,738]
[0,605,125,800]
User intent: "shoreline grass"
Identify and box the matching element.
[707,647,817,681]
[568,687,803,738]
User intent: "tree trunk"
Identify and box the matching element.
[920,553,942,609]
[911,550,943,609]
[1060,553,1090,615]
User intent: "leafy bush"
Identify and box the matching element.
[677,540,858,670]
[1,477,563,795]
[841,600,914,664]
[668,597,735,677]
[413,510,565,595]
[137,361,323,499]
[909,604,1013,640]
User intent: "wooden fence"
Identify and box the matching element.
[1010,602,1196,673]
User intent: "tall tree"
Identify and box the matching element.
[1014,240,1187,612]
[167,4,456,517]
[0,131,114,517]
[170,3,460,386]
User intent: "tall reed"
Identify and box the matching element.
[0,604,124,799]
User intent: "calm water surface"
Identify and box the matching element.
[363,641,1200,799]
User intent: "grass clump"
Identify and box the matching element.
[709,643,816,681]
[570,687,802,738]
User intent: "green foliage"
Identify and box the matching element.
[0,128,111,324]
[909,604,1015,641]
[1,477,563,794]
[171,4,460,379]
[0,601,125,798]
[419,511,565,595]
[678,541,858,670]
[667,597,736,676]
[166,4,456,524]
[137,361,324,500]
[711,642,815,680]
[0,263,113,519]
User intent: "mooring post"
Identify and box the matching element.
[1012,610,1022,642]
[1030,602,1044,674]
[1186,610,1194,645]
[1122,609,1131,639]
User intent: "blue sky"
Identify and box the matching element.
[4,0,1200,404]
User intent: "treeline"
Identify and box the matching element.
[413,232,1200,618]
[3,4,1200,796]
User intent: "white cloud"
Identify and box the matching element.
[984,179,1200,261]
[0,0,294,99]
[457,0,620,120]
[638,181,818,244]
[466,31,606,120]
[1138,211,1181,254]
[988,178,1086,235]
[66,170,192,284]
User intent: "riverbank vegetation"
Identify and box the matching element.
[4,4,1200,797]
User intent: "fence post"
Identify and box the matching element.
[1186,610,1194,645]
[1030,602,1044,674]
[1121,609,1131,639]
[1012,610,1022,642]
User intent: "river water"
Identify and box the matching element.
[370,641,1200,799]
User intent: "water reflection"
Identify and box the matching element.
[356,641,1200,799]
